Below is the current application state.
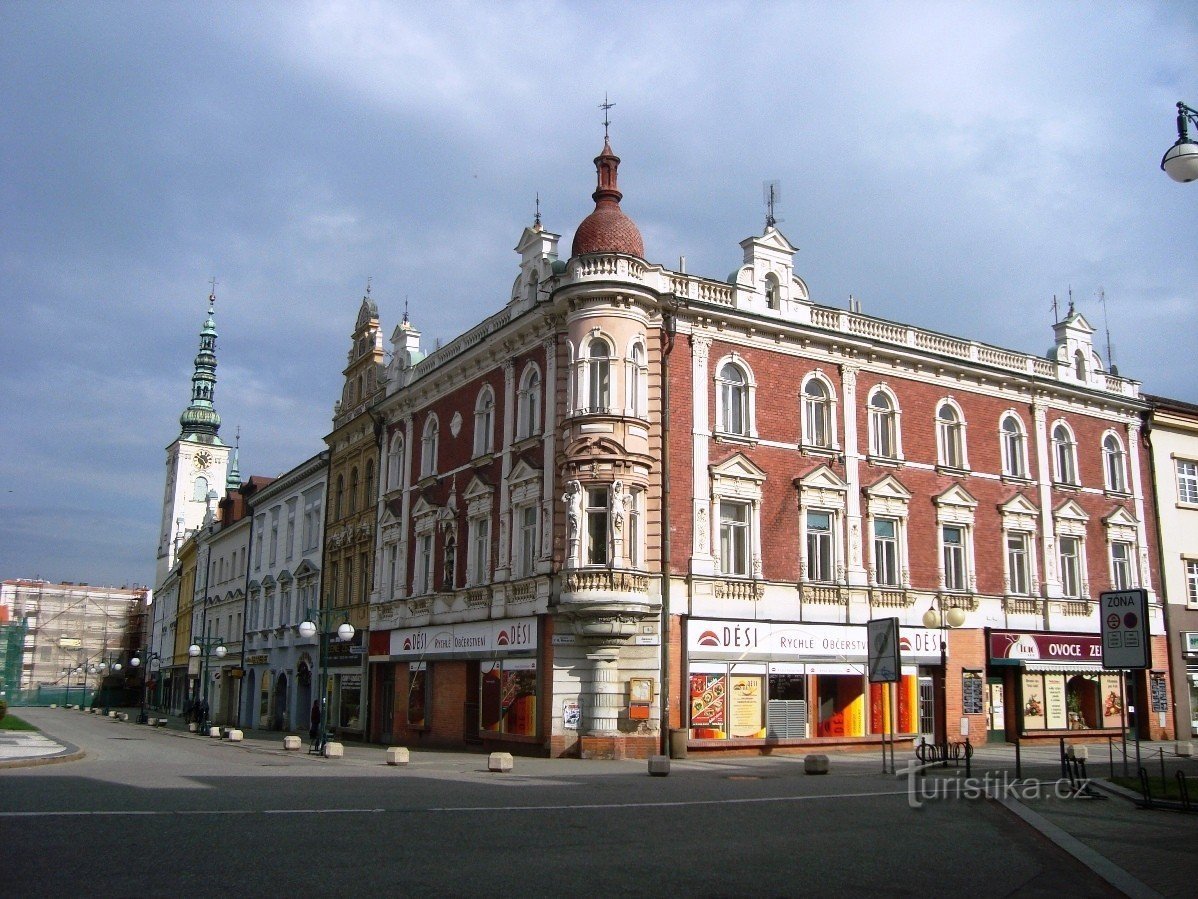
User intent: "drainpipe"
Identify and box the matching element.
[659,300,678,756]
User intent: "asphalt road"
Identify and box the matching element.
[1,710,1120,898]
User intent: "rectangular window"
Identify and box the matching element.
[1179,461,1198,504]
[1059,536,1081,598]
[470,518,491,585]
[1110,542,1133,590]
[942,525,966,591]
[269,509,279,565]
[627,488,642,568]
[872,518,899,586]
[1187,560,1198,607]
[720,501,751,576]
[407,664,428,728]
[416,534,433,595]
[586,487,609,565]
[480,659,537,736]
[285,500,297,561]
[806,511,834,582]
[1007,533,1030,595]
[517,505,537,577]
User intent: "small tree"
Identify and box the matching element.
[0,699,8,721]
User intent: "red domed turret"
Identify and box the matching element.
[571,138,644,259]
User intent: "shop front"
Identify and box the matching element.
[987,629,1128,741]
[327,631,365,738]
[369,616,542,752]
[684,618,943,748]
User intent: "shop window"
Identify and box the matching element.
[802,378,833,448]
[872,518,901,586]
[1059,536,1082,598]
[1110,541,1134,590]
[406,664,428,728]
[337,674,361,729]
[720,501,751,577]
[1020,671,1119,732]
[868,389,899,459]
[480,659,537,736]
[689,670,728,739]
[817,673,866,737]
[806,510,835,582]
[1001,414,1028,478]
[585,486,609,565]
[1177,460,1198,504]
[1102,434,1127,492]
[942,525,967,591]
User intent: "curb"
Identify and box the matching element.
[0,749,86,770]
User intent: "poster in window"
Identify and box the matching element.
[1151,673,1168,713]
[1021,672,1045,730]
[689,673,726,738]
[961,671,984,715]
[500,661,537,736]
[480,663,502,732]
[1100,673,1124,727]
[729,675,764,738]
[1043,674,1067,730]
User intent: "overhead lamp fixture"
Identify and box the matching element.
[1162,101,1198,183]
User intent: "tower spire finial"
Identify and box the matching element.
[178,284,223,441]
[534,192,542,230]
[600,94,615,140]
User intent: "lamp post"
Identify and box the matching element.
[1162,101,1198,183]
[188,638,227,733]
[923,601,966,766]
[128,650,161,724]
[297,609,355,753]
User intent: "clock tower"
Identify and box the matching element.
[155,290,232,584]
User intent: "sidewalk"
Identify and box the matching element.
[0,727,81,769]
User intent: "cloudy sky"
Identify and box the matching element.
[1,1,1194,589]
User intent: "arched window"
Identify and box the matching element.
[193,476,209,502]
[364,460,374,510]
[868,390,898,459]
[335,474,344,520]
[474,387,495,457]
[1103,433,1127,492]
[526,268,539,304]
[517,365,541,439]
[387,434,405,491]
[421,416,439,477]
[1001,414,1028,478]
[349,467,359,514]
[587,338,611,412]
[1052,422,1077,485]
[626,341,647,418]
[717,362,749,435]
[765,273,781,310]
[802,378,831,448]
[1074,350,1087,380]
[936,402,965,469]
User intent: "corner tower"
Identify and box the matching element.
[156,291,231,584]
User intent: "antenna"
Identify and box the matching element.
[1098,287,1116,370]
[1051,294,1059,324]
[599,94,615,139]
[763,180,783,228]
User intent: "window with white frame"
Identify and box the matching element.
[942,526,967,591]
[474,388,495,457]
[302,489,322,552]
[936,402,965,469]
[253,515,264,569]
[627,487,643,568]
[1110,541,1134,590]
[1006,532,1032,595]
[717,361,750,436]
[585,486,609,565]
[586,337,612,412]
[468,516,490,585]
[806,510,835,582]
[387,434,405,492]
[720,501,751,576]
[802,377,833,448]
[1102,434,1127,492]
[269,508,279,564]
[765,272,781,309]
[193,476,209,502]
[285,499,296,561]
[1187,559,1198,606]
[414,532,434,595]
[1058,536,1082,598]
[868,389,899,459]
[626,341,647,418]
[516,366,541,439]
[1178,460,1198,504]
[872,518,901,586]
[1001,414,1028,478]
[515,505,538,578]
[1052,422,1078,485]
[421,416,439,477]
[349,467,359,514]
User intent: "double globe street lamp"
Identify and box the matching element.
[297,612,355,753]
[128,650,161,724]
[1161,101,1198,183]
[188,638,227,734]
[922,602,967,766]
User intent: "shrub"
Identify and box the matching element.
[0,699,8,721]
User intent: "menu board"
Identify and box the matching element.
[729,675,764,738]
[1100,674,1124,727]
[961,671,984,715]
[1151,673,1168,713]
[690,674,726,735]
[1021,672,1045,729]
[1044,674,1067,730]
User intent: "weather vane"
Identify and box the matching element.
[600,94,615,139]
[534,192,541,229]
[208,276,217,299]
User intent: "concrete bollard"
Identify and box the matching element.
[49,704,57,709]
[227,730,243,742]
[108,711,118,718]
[119,713,129,722]
[323,742,344,759]
[488,752,514,772]
[188,723,197,732]
[1066,744,1088,761]
[648,755,671,777]
[283,735,302,751]
[156,718,168,727]
[804,754,830,775]
[386,747,410,766]
[208,726,221,738]
[1177,741,1193,758]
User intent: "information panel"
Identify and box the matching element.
[1099,589,1151,670]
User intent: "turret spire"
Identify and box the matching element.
[226,426,241,490]
[178,289,223,441]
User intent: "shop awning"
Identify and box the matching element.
[1023,661,1107,674]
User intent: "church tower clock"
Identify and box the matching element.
[155,290,232,584]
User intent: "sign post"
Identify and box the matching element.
[867,618,901,774]
[1100,589,1151,774]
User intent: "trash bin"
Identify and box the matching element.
[669,728,688,760]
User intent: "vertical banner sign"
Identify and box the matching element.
[867,617,901,683]
[1099,589,1151,670]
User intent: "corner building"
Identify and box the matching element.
[366,135,1171,757]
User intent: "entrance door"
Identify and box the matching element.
[273,673,289,730]
[987,678,1006,743]
[917,676,935,741]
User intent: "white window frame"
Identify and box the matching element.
[387,433,405,492]
[720,500,752,577]
[805,509,836,582]
[867,387,902,460]
[1006,532,1033,596]
[420,415,439,478]
[583,335,613,414]
[1178,459,1198,505]
[872,518,901,586]
[1102,432,1127,493]
[1110,541,1134,590]
[626,486,643,569]
[801,374,837,450]
[473,387,495,457]
[626,339,648,418]
[865,477,911,588]
[1186,559,1198,607]
[935,400,967,470]
[585,485,610,566]
[1052,421,1078,485]
[1058,535,1083,598]
[710,454,766,579]
[468,516,491,586]
[516,365,542,440]
[714,355,757,440]
[798,466,848,585]
[514,504,538,578]
[1000,413,1028,479]
[941,525,967,592]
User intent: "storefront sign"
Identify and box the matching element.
[688,619,942,663]
[989,630,1103,665]
[244,654,269,666]
[389,616,538,658]
[327,632,364,667]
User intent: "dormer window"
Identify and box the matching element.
[765,272,781,309]
[1074,349,1087,380]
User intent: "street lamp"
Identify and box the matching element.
[1161,101,1198,183]
[188,638,227,733]
[129,650,161,724]
[298,610,355,753]
[923,601,967,766]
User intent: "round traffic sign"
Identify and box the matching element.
[1123,612,1138,628]
[1106,613,1120,629]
